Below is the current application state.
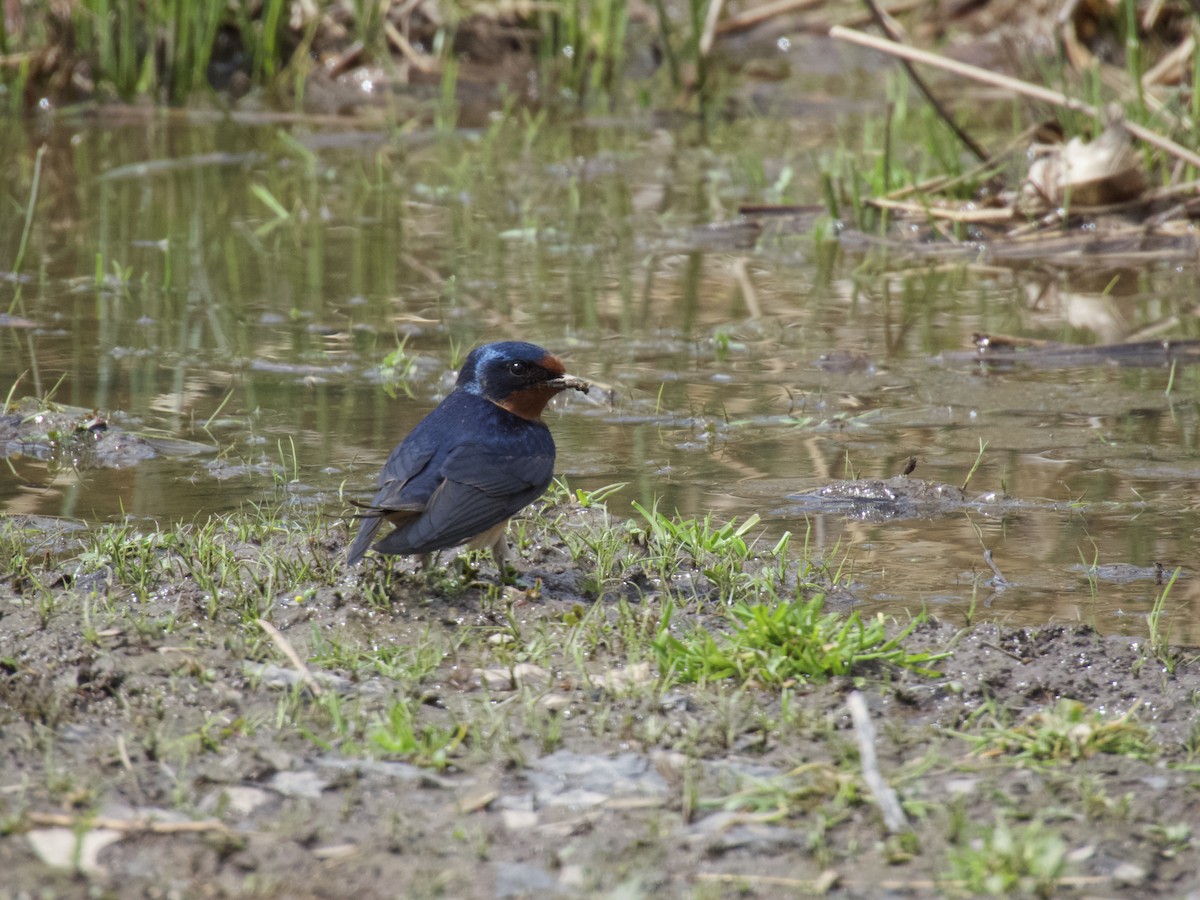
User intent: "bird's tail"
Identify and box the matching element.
[346,511,384,565]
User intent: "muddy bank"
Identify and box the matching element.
[1,505,1198,898]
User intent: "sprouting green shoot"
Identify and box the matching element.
[961,438,987,492]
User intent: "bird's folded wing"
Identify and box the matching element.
[442,444,555,496]
[364,443,438,511]
[375,445,555,554]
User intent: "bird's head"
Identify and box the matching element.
[458,341,590,420]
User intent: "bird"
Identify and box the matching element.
[347,341,589,568]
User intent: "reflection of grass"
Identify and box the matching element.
[378,335,419,399]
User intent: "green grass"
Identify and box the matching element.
[2,495,1200,895]
[3,0,728,110]
[367,697,468,769]
[74,0,228,103]
[0,494,952,775]
[1146,566,1185,674]
[945,816,1068,897]
[958,698,1156,763]
[655,594,948,687]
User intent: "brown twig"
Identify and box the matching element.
[715,0,825,36]
[867,197,1013,224]
[695,870,840,891]
[27,812,232,835]
[258,618,323,697]
[983,549,1009,587]
[847,691,909,833]
[830,25,1200,172]
[980,641,1028,663]
[857,0,990,163]
[384,20,441,74]
[698,0,727,57]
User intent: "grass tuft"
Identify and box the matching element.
[655,593,948,687]
[960,697,1156,763]
[945,816,1067,897]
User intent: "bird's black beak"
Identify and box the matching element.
[545,374,590,394]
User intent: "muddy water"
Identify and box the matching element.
[3,71,1200,640]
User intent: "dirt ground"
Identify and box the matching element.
[2,507,1199,899]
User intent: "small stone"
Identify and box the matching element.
[494,861,565,898]
[1113,861,1147,885]
[500,809,538,831]
[268,770,328,798]
[558,864,586,888]
[27,827,123,874]
[314,755,454,788]
[1066,845,1095,863]
[312,843,358,860]
[945,777,979,796]
[538,692,572,712]
[456,790,498,813]
[528,750,669,808]
[472,663,550,690]
[206,786,271,816]
[602,662,654,692]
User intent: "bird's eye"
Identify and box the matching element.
[507,361,529,377]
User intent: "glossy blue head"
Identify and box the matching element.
[456,341,588,419]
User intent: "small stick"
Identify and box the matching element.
[258,619,323,697]
[384,20,441,74]
[696,870,840,891]
[829,25,1200,172]
[846,691,908,833]
[116,735,134,773]
[716,0,825,36]
[866,197,1014,223]
[27,812,232,835]
[858,0,990,163]
[980,641,1027,663]
[983,549,1009,587]
[699,0,727,58]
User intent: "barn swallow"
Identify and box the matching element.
[347,341,589,568]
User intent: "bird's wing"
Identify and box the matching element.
[347,503,427,564]
[374,443,555,555]
[444,443,556,497]
[346,427,441,564]
[346,513,384,565]
[362,440,439,512]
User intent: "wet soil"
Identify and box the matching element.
[2,509,1199,898]
[0,401,212,469]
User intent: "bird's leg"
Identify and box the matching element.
[490,534,518,584]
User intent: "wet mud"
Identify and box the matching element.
[1,510,1199,898]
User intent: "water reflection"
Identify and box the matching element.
[3,108,1200,641]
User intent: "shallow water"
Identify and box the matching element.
[4,49,1200,640]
